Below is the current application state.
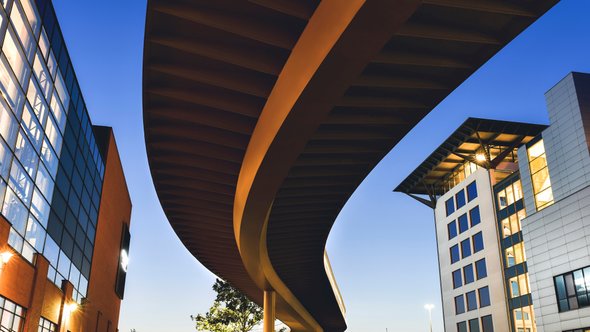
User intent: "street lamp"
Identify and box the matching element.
[424,304,434,332]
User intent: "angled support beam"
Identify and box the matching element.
[152,3,297,49]
[373,50,472,69]
[422,0,536,17]
[451,151,489,169]
[489,135,525,169]
[406,193,435,209]
[397,22,501,45]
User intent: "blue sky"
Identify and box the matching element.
[52,1,590,331]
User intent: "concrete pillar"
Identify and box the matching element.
[58,280,74,332]
[263,290,276,332]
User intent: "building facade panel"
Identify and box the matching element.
[519,72,590,332]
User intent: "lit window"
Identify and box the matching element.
[497,189,507,209]
[0,295,26,332]
[505,243,526,268]
[513,306,536,332]
[39,317,57,332]
[509,274,530,298]
[478,286,491,307]
[527,139,553,210]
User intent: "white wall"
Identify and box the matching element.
[434,168,510,332]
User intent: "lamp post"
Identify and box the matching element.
[424,304,434,332]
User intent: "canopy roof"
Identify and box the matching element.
[395,118,547,196]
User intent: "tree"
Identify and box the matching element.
[191,279,263,332]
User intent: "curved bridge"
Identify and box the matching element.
[143,0,558,330]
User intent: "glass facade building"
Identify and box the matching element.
[493,173,536,332]
[0,0,105,304]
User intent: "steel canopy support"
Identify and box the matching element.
[406,193,436,209]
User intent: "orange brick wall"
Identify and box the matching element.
[0,127,131,332]
[84,128,132,332]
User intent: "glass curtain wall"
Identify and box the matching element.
[0,0,105,304]
[494,173,536,332]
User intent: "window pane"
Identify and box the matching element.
[497,189,507,209]
[457,321,468,332]
[481,315,493,332]
[461,239,471,259]
[463,264,474,284]
[469,318,480,332]
[479,286,491,307]
[473,232,484,253]
[455,295,465,314]
[467,181,477,201]
[476,259,487,279]
[0,139,13,180]
[451,245,460,264]
[458,214,469,233]
[448,220,457,240]
[453,269,462,289]
[532,167,551,193]
[456,189,466,209]
[3,28,30,85]
[506,184,515,205]
[0,103,19,146]
[513,180,523,201]
[0,55,24,111]
[510,276,520,298]
[446,198,455,216]
[469,206,480,227]
[467,291,477,311]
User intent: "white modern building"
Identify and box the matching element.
[396,72,590,332]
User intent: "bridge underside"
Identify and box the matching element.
[143,0,558,330]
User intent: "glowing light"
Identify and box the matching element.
[66,302,78,314]
[475,153,486,162]
[120,249,129,272]
[0,251,13,264]
[424,304,435,311]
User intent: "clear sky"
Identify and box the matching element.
[51,1,590,331]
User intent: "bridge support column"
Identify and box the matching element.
[263,290,276,332]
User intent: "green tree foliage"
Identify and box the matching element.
[191,279,263,332]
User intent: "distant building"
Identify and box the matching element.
[396,72,590,332]
[0,1,131,332]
